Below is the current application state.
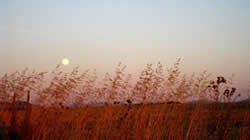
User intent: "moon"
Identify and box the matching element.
[62,58,70,65]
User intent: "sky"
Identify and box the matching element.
[1,0,250,92]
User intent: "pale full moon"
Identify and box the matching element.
[62,58,70,65]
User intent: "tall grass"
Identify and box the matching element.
[0,60,248,140]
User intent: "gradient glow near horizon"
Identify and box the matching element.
[1,0,250,90]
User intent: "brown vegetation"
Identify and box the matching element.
[0,60,249,139]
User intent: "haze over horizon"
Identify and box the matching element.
[1,0,250,95]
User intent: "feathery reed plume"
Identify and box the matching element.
[163,58,182,102]
[189,71,211,100]
[0,74,11,102]
[132,63,154,103]
[247,84,250,99]
[76,69,98,105]
[101,63,127,104]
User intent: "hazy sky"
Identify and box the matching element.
[1,0,250,89]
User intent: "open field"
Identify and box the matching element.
[0,102,249,140]
[0,61,249,139]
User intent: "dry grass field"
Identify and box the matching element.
[0,60,249,140]
[0,102,249,140]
